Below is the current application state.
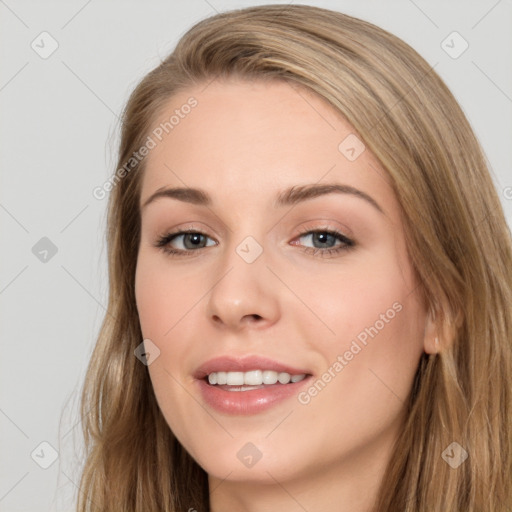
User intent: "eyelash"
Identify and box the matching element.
[154,226,355,259]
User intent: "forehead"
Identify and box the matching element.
[140,78,397,218]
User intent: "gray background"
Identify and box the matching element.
[1,0,511,510]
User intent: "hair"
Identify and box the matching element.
[76,4,512,511]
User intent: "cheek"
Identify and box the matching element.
[291,277,424,459]
[340,291,423,405]
[134,255,202,402]
[135,258,200,445]
[285,251,414,346]
[294,248,425,394]
[135,265,162,338]
[135,255,184,338]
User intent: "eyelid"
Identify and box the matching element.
[154,221,355,259]
[153,220,351,244]
[292,218,354,241]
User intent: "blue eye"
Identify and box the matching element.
[155,229,215,255]
[154,227,355,259]
[294,228,354,258]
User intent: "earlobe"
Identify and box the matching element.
[423,309,440,354]
[423,302,462,354]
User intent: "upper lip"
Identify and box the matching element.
[194,355,312,380]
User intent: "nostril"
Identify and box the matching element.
[245,314,262,322]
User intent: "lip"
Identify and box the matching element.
[194,355,313,415]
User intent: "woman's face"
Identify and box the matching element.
[135,78,431,491]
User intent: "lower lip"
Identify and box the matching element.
[196,377,312,415]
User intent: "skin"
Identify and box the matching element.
[134,78,439,512]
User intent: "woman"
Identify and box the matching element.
[77,4,512,511]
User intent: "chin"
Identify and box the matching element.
[184,434,318,485]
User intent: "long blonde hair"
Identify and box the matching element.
[76,4,512,511]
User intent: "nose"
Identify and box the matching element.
[205,246,281,331]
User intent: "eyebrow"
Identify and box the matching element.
[141,183,384,214]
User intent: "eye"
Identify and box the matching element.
[293,227,355,259]
[155,228,216,256]
[154,226,355,259]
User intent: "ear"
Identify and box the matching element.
[423,302,462,354]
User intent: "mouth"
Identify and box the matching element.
[194,355,313,414]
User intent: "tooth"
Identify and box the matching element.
[262,370,278,385]
[278,372,291,384]
[244,370,263,385]
[226,371,244,385]
[207,370,308,386]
